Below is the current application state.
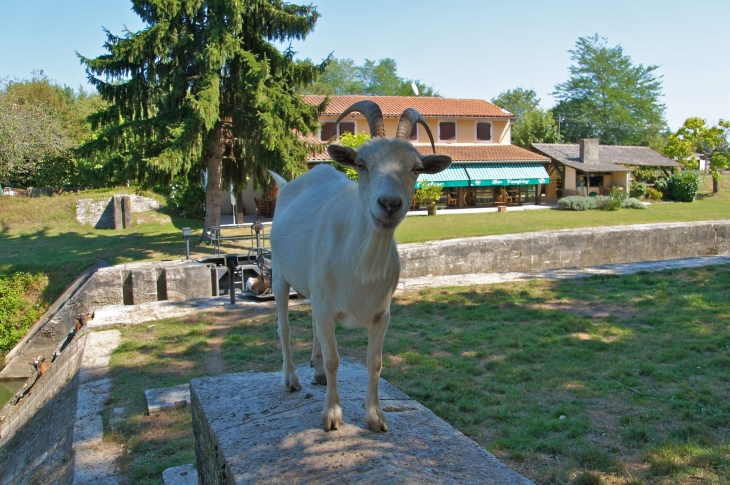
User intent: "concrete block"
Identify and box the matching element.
[165,263,212,301]
[145,384,190,413]
[131,267,159,305]
[80,267,124,307]
[113,196,123,230]
[191,358,533,485]
[162,464,198,485]
[122,195,132,229]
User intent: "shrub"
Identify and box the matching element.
[621,198,647,209]
[415,181,444,206]
[558,196,597,211]
[630,181,647,199]
[1,272,48,356]
[654,177,669,196]
[559,194,645,211]
[169,178,206,220]
[645,187,663,200]
[666,170,701,202]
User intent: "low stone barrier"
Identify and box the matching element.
[191,359,533,484]
[398,220,730,278]
[76,194,162,228]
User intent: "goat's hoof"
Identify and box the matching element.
[365,406,388,432]
[283,373,301,392]
[322,404,343,431]
[313,372,327,385]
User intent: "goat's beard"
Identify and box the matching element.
[356,229,397,284]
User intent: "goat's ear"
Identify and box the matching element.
[327,144,358,168]
[418,154,452,174]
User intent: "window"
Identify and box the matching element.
[320,121,356,141]
[439,121,456,142]
[476,122,492,142]
[409,124,417,141]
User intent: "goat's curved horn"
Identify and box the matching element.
[396,108,436,154]
[330,100,385,140]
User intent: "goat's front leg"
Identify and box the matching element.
[364,312,389,432]
[314,309,342,430]
[274,276,300,392]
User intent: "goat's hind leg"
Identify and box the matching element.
[273,274,300,392]
[310,319,327,385]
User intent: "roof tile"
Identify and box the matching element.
[304,95,512,118]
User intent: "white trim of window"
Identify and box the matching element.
[319,119,358,141]
[475,121,493,144]
[438,120,457,143]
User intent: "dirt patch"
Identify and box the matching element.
[525,299,635,320]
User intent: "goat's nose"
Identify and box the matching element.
[377,196,402,216]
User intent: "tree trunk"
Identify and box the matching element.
[713,175,720,193]
[203,122,223,238]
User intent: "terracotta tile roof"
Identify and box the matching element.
[304,95,513,118]
[307,142,548,163]
[532,143,681,173]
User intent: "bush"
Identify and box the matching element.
[558,196,597,211]
[645,187,663,200]
[630,181,647,199]
[1,272,48,356]
[559,194,646,211]
[621,198,647,209]
[666,170,701,202]
[654,177,669,196]
[169,178,206,219]
[415,181,444,206]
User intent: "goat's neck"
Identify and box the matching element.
[348,208,397,284]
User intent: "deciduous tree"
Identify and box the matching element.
[79,0,327,232]
[665,117,729,193]
[552,35,667,146]
[304,57,437,96]
[491,88,541,122]
[511,109,563,148]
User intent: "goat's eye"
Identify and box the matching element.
[412,163,424,173]
[355,162,366,171]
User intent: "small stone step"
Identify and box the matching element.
[144,384,190,414]
[190,358,533,484]
[162,464,198,485]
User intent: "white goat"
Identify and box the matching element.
[269,101,451,431]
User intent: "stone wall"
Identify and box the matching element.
[398,220,730,278]
[76,195,162,228]
[0,334,86,485]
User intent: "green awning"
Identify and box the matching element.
[415,165,470,188]
[464,163,550,187]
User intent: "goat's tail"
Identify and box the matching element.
[267,170,288,189]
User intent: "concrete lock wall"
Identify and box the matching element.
[0,334,87,485]
[398,221,730,278]
[83,261,213,307]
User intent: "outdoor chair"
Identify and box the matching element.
[500,188,514,204]
[447,193,457,207]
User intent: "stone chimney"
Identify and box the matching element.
[579,138,599,163]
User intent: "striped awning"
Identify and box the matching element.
[464,163,550,187]
[415,165,470,188]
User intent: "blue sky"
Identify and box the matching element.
[1,0,728,131]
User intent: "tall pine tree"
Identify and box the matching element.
[79,0,327,230]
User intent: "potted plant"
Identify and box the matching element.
[415,181,444,215]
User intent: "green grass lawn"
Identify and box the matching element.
[105,265,730,485]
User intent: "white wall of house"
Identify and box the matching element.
[565,167,577,191]
[220,181,265,219]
